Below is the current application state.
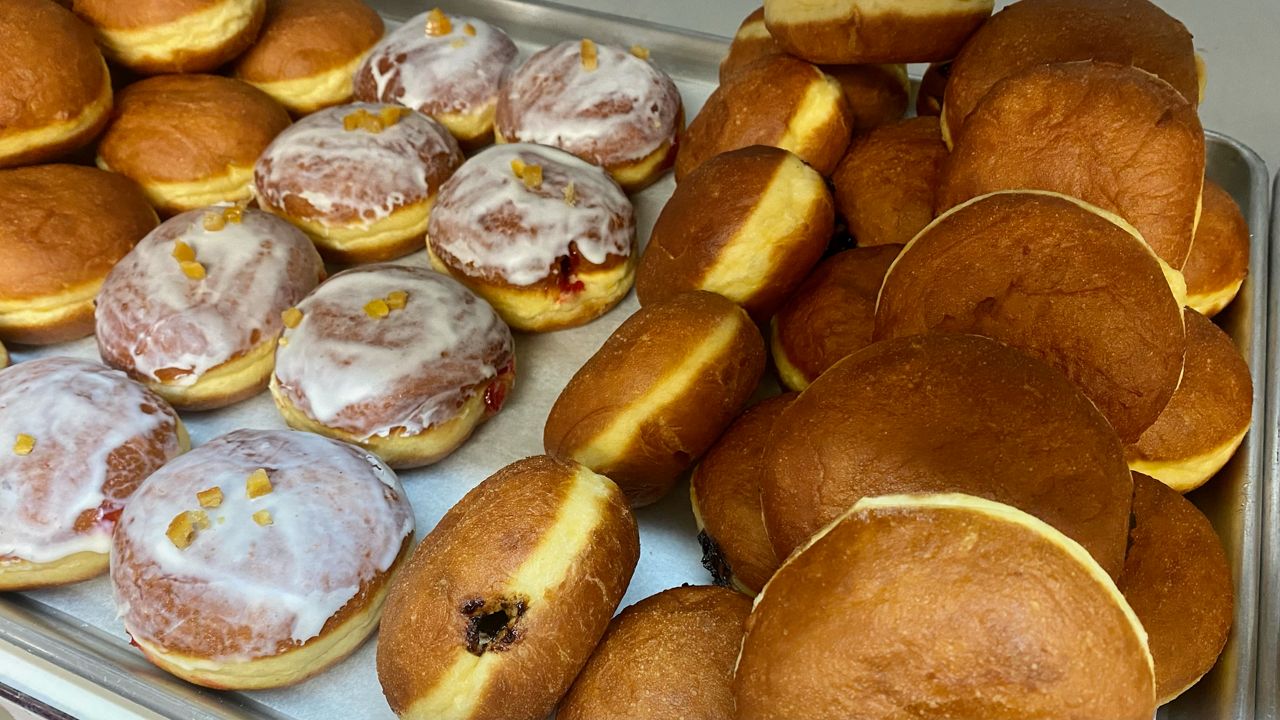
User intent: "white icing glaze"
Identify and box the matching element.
[354,12,518,117]
[428,143,635,286]
[496,40,682,166]
[273,264,514,440]
[253,102,463,227]
[95,209,324,386]
[0,358,183,564]
[111,429,414,660]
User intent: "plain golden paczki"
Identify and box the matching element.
[761,0,995,64]
[1184,179,1251,317]
[71,0,266,75]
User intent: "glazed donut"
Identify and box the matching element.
[916,61,951,117]
[271,263,515,469]
[1,357,187,592]
[255,102,463,264]
[637,146,833,320]
[233,0,385,115]
[495,39,683,191]
[0,165,157,345]
[96,74,291,216]
[558,585,751,720]
[377,455,638,720]
[876,191,1187,443]
[1184,180,1250,317]
[677,55,852,181]
[939,62,1205,268]
[769,244,901,392]
[96,207,325,411]
[761,0,994,64]
[70,0,266,75]
[735,493,1156,720]
[111,429,414,689]
[0,0,112,168]
[544,291,765,507]
[690,394,793,595]
[354,10,517,146]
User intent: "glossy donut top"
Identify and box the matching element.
[273,264,514,440]
[0,0,108,137]
[72,0,235,29]
[96,208,324,386]
[1,357,184,564]
[111,429,414,659]
[234,0,385,83]
[496,40,683,167]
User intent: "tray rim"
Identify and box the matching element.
[1255,170,1280,720]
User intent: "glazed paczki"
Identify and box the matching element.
[71,0,266,75]
[760,0,994,64]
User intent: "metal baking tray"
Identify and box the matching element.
[0,1,1270,718]
[1255,172,1280,720]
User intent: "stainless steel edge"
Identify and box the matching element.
[1257,169,1280,720]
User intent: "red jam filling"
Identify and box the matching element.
[557,246,586,297]
[484,360,515,414]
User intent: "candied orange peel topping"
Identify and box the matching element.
[630,45,650,60]
[344,107,406,134]
[463,22,476,36]
[253,510,273,526]
[172,240,196,262]
[385,290,409,310]
[180,261,206,280]
[203,212,226,232]
[197,487,223,508]
[223,206,244,224]
[510,159,543,189]
[581,39,598,71]
[246,468,273,499]
[365,298,391,319]
[563,182,577,206]
[167,511,198,549]
[281,307,303,329]
[425,8,452,36]
[12,433,35,456]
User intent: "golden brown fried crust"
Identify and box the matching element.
[74,0,266,75]
[1184,180,1249,314]
[558,586,751,720]
[719,8,778,81]
[916,61,951,117]
[763,1,992,64]
[832,116,947,248]
[824,64,908,134]
[762,333,1134,577]
[1120,473,1233,704]
[233,0,383,84]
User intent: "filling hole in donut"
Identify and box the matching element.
[462,595,528,656]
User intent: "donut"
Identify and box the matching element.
[939,62,1205,269]
[427,143,636,332]
[354,10,517,146]
[734,493,1156,719]
[678,55,852,181]
[1184,180,1250,317]
[1127,309,1252,493]
[111,429,414,689]
[271,264,515,469]
[1,357,187,591]
[636,146,833,320]
[0,0,112,168]
[558,585,751,720]
[690,394,793,595]
[831,116,947,248]
[0,342,7,369]
[70,0,266,75]
[760,0,994,64]
[876,191,1186,443]
[769,245,901,392]
[255,102,463,264]
[495,39,683,191]
[377,455,638,720]
[544,291,765,507]
[916,61,951,117]
[232,0,385,115]
[0,165,157,345]
[1120,473,1233,704]
[96,74,291,216]
[942,0,1199,142]
[95,207,325,411]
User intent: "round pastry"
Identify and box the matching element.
[769,245,901,392]
[271,263,515,469]
[690,394,793,595]
[377,455,638,720]
[1,357,187,592]
[1120,473,1233,705]
[1127,309,1252,493]
[111,429,414,689]
[96,74,291,216]
[876,191,1186,443]
[677,55,851,181]
[1184,180,1250,317]
[0,342,7,369]
[735,493,1156,719]
[0,0,112,168]
[495,39,683,191]
[95,207,325,411]
[558,585,751,720]
[354,10,517,146]
[232,0,385,115]
[761,0,994,64]
[427,143,636,332]
[255,102,463,264]
[942,0,1199,142]
[916,61,951,117]
[831,116,948,248]
[0,165,157,345]
[762,333,1134,576]
[70,0,266,75]
[544,291,765,507]
[636,145,833,320]
[939,62,1204,268]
